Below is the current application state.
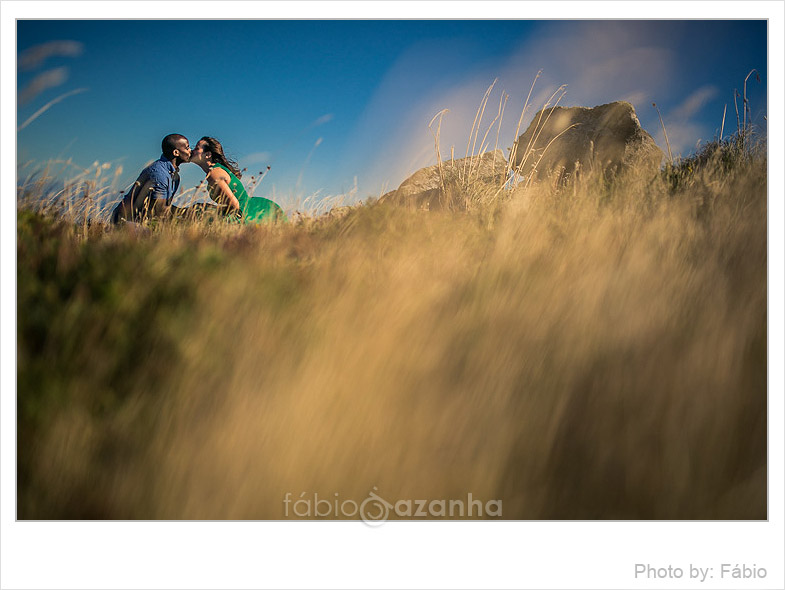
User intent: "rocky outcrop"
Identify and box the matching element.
[511,101,664,181]
[381,150,508,210]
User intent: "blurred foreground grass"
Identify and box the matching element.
[17,139,766,519]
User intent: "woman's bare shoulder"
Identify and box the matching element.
[207,166,230,182]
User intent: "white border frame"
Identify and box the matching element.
[2,3,783,589]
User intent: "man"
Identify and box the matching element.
[110,134,192,223]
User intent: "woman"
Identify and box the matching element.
[190,136,285,223]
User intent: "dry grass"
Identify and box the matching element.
[17,111,766,521]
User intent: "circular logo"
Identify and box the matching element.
[359,487,392,527]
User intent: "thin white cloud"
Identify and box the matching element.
[655,85,721,156]
[570,47,672,106]
[243,151,272,165]
[18,67,68,105]
[311,113,334,127]
[18,40,83,71]
[669,85,720,121]
[619,91,649,107]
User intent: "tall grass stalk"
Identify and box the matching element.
[742,68,761,149]
[492,92,509,173]
[511,84,569,182]
[653,102,674,165]
[429,109,450,192]
[462,79,497,184]
[506,69,542,180]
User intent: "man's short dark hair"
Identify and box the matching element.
[162,134,187,159]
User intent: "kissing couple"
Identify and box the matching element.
[110,134,284,224]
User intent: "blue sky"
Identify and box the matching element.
[17,20,767,212]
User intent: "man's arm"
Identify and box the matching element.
[130,178,158,220]
[134,165,174,220]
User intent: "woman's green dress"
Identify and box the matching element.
[212,163,286,223]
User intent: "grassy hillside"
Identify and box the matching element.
[17,137,766,519]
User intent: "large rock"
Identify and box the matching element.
[511,101,664,181]
[381,150,508,210]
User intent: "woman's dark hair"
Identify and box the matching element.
[200,136,242,178]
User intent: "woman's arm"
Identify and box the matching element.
[207,169,241,214]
